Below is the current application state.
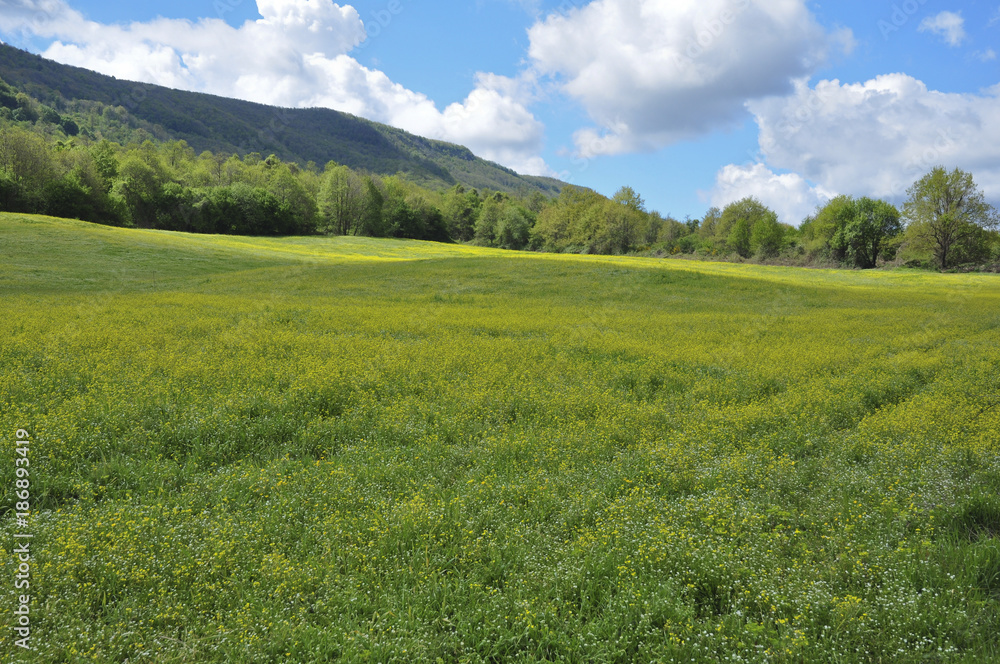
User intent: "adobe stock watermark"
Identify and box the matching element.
[556,132,619,185]
[11,428,34,652]
[879,0,932,40]
[674,0,753,68]
[5,6,58,48]
[214,0,245,20]
[108,85,149,114]
[356,0,408,50]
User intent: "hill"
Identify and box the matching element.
[0,43,564,197]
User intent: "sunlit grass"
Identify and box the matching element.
[2,213,999,663]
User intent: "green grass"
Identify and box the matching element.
[2,212,1000,662]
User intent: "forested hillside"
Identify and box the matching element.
[0,44,562,197]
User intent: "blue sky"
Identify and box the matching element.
[1,0,998,223]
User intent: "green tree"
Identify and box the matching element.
[318,165,362,235]
[606,186,647,253]
[727,217,752,258]
[264,161,316,233]
[13,93,38,123]
[719,198,777,258]
[111,154,163,227]
[358,176,386,237]
[698,207,722,239]
[442,185,479,242]
[89,140,119,191]
[0,126,56,211]
[903,167,998,270]
[830,198,901,269]
[474,195,504,246]
[749,210,784,259]
[495,206,533,250]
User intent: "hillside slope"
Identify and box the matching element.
[0,44,564,196]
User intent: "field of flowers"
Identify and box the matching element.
[2,213,999,663]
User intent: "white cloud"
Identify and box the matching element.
[526,0,846,157]
[918,11,966,47]
[0,0,551,175]
[988,6,1000,27]
[973,48,997,62]
[745,75,1000,202]
[708,163,833,225]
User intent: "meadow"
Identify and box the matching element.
[1,212,999,663]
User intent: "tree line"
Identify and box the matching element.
[1,77,997,271]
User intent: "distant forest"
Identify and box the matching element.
[2,74,998,271]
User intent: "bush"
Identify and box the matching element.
[43,175,95,221]
[495,207,533,250]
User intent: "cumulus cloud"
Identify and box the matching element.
[742,75,1000,202]
[527,0,845,157]
[0,0,551,174]
[918,11,966,47]
[709,163,833,225]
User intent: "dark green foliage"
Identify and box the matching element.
[12,94,38,124]
[200,184,300,236]
[156,182,200,232]
[473,195,504,246]
[358,177,385,237]
[0,167,22,210]
[495,206,533,250]
[40,106,61,125]
[830,198,902,268]
[43,172,97,221]
[0,77,17,110]
[803,195,904,268]
[442,185,480,242]
[728,216,752,257]
[60,117,79,136]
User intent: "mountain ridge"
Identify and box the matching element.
[0,43,564,197]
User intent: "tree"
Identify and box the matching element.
[358,176,385,237]
[318,165,362,235]
[111,154,163,227]
[89,140,119,191]
[442,185,479,242]
[698,207,722,239]
[263,161,316,233]
[728,217,752,258]
[719,197,777,258]
[531,186,602,252]
[474,195,504,246]
[0,126,56,211]
[749,211,784,259]
[903,167,998,270]
[715,196,778,258]
[495,206,533,250]
[606,186,647,253]
[830,198,901,269]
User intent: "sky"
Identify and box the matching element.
[0,0,998,224]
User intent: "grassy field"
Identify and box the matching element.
[2,213,999,663]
